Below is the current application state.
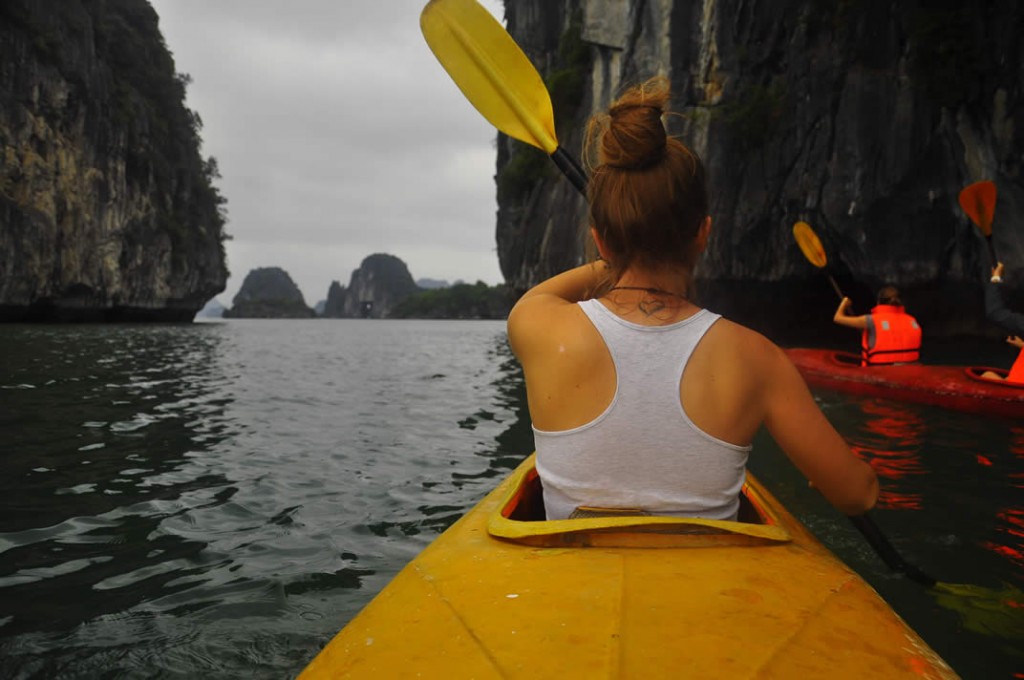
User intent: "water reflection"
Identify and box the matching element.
[984,426,1024,570]
[374,328,529,540]
[1,325,235,530]
[1011,426,1024,491]
[280,321,527,558]
[825,395,1024,659]
[845,399,925,510]
[2,323,1020,679]
[453,330,532,484]
[0,325,238,636]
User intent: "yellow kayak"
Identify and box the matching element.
[300,454,956,678]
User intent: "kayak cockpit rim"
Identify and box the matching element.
[830,351,920,368]
[964,365,1024,389]
[831,351,863,367]
[487,454,792,548]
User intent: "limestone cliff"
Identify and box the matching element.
[223,267,314,319]
[495,1,1023,341]
[323,254,420,319]
[0,0,228,322]
[323,281,347,318]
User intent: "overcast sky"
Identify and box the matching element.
[147,0,507,306]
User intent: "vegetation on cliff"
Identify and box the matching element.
[496,8,588,205]
[496,0,1024,341]
[390,282,514,320]
[322,253,420,319]
[320,254,511,320]
[224,267,314,319]
[0,0,228,321]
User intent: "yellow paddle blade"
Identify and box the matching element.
[420,0,558,154]
[933,581,1024,641]
[959,180,997,236]
[792,221,828,269]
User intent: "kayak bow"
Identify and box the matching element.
[300,454,955,678]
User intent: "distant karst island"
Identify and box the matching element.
[223,267,315,318]
[222,254,512,320]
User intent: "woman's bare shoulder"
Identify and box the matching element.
[508,297,600,357]
[706,316,781,355]
[699,317,794,386]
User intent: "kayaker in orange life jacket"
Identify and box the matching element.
[832,286,922,365]
[507,76,878,521]
[980,262,1024,384]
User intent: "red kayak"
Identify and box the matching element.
[785,348,1024,419]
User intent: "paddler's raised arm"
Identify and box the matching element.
[985,263,1024,336]
[512,260,609,307]
[832,296,869,330]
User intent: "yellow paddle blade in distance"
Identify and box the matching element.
[420,0,558,154]
[792,221,828,269]
[958,180,997,236]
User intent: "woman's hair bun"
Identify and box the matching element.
[599,77,670,170]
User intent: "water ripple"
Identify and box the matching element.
[1,323,1018,679]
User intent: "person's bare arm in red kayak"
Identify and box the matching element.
[833,296,869,330]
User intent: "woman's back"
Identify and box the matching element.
[521,296,771,447]
[533,299,750,520]
[507,75,878,519]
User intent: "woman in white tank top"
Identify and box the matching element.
[507,77,878,521]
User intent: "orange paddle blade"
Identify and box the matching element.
[793,221,828,269]
[958,180,996,236]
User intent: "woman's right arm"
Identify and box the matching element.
[760,344,879,515]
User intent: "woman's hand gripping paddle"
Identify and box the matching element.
[792,221,845,301]
[420,0,588,194]
[958,180,998,266]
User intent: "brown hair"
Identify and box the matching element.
[877,286,902,306]
[584,77,708,291]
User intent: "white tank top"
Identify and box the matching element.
[534,299,750,520]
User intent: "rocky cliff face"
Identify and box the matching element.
[224,267,314,318]
[323,253,420,319]
[0,0,228,322]
[496,1,1023,341]
[323,281,347,318]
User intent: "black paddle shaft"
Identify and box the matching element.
[551,146,588,196]
[985,235,998,267]
[826,273,845,301]
[848,514,937,587]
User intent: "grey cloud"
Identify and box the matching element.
[149,0,507,302]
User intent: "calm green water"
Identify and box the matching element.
[0,320,1021,678]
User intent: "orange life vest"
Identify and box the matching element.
[1008,348,1024,385]
[861,304,922,365]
